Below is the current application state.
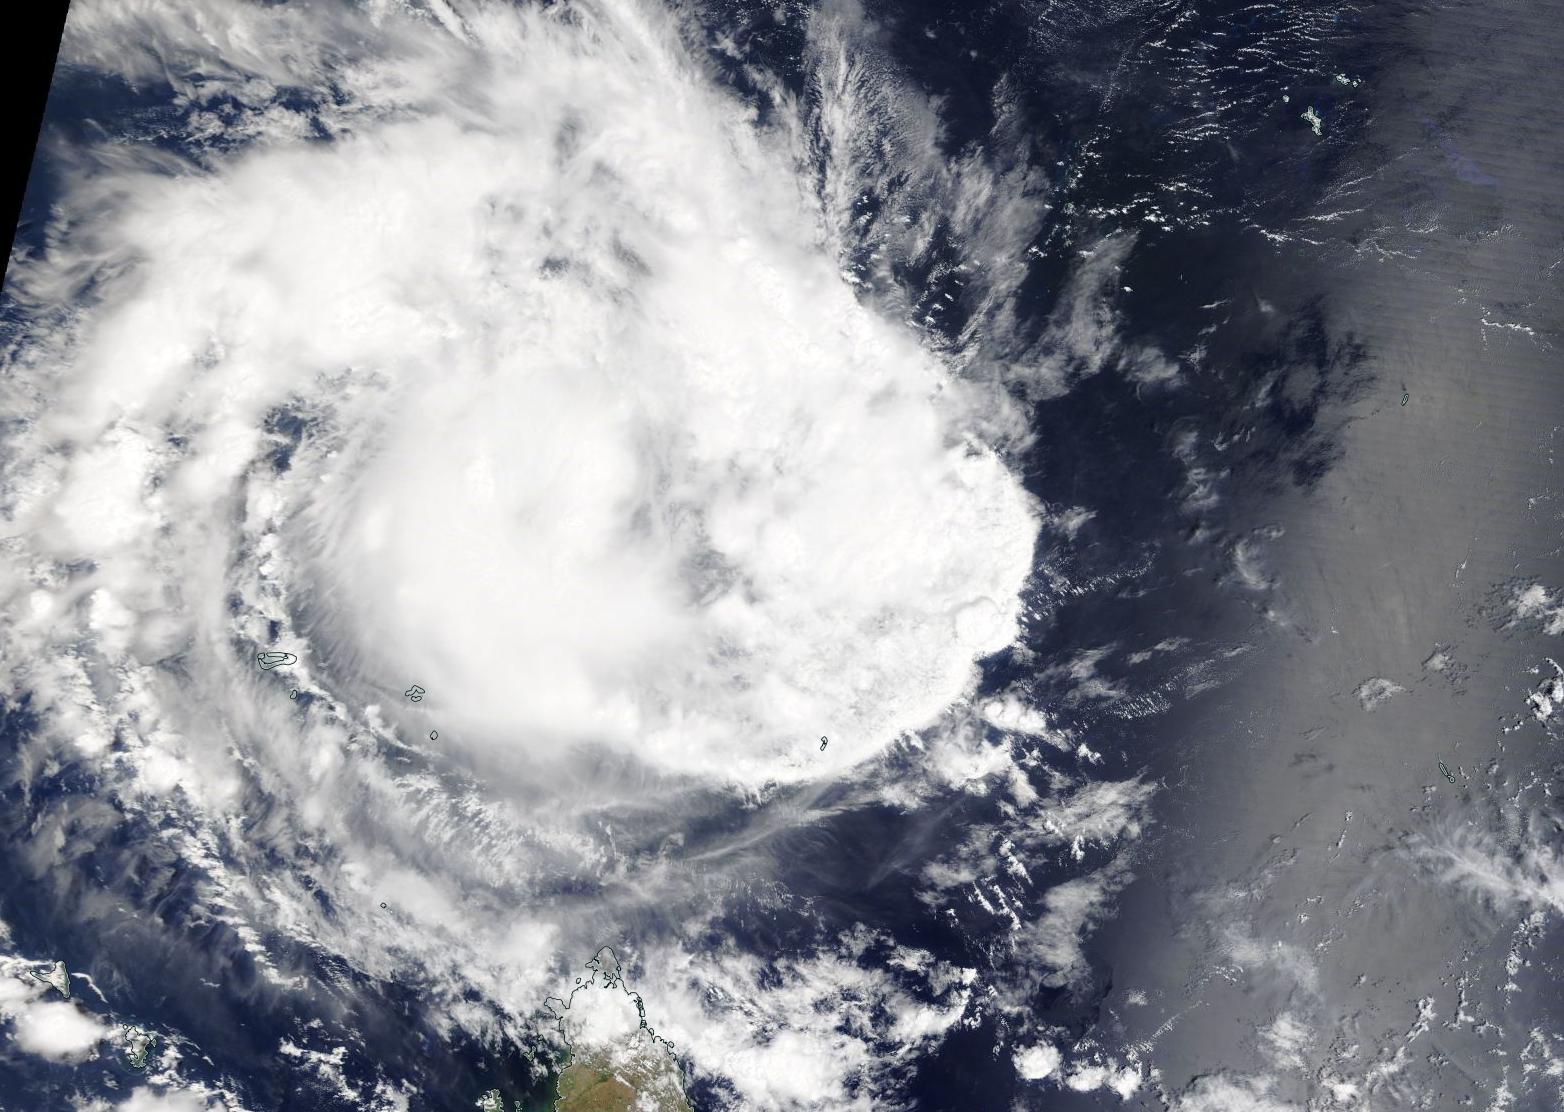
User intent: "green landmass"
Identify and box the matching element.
[121,1024,157,1071]
[545,946,692,1112]
[556,1042,691,1112]
[31,960,70,998]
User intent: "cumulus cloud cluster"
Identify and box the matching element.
[638,925,975,1109]
[1172,1072,1298,1111]
[1511,582,1564,636]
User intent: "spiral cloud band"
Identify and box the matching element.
[4,0,1039,788]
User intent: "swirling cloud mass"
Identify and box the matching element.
[0,0,1073,1107]
[6,0,1037,785]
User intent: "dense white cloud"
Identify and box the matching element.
[636,926,973,1109]
[1172,1072,1298,1112]
[1014,1041,1062,1080]
[0,955,111,1064]
[1038,778,1156,849]
[0,981,111,1062]
[5,0,1039,799]
[980,691,1072,747]
[112,1091,222,1112]
[12,997,109,1060]
[1013,1037,1144,1100]
[1512,583,1564,635]
[1353,676,1404,711]
[0,0,1044,953]
[1260,1012,1312,1070]
[1062,1059,1141,1097]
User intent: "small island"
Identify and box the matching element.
[121,1024,157,1072]
[31,960,69,999]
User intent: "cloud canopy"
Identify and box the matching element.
[5,0,1039,788]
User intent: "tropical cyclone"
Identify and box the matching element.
[0,0,1051,1105]
[6,0,1040,790]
